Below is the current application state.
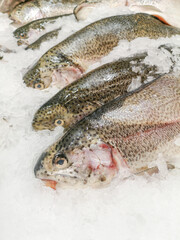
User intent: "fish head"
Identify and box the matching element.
[34,137,121,188]
[32,102,75,131]
[13,27,28,45]
[23,60,53,90]
[10,2,43,24]
[23,52,83,90]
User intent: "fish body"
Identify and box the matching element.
[74,0,127,21]
[0,0,26,13]
[10,0,83,24]
[75,0,180,29]
[128,0,180,29]
[13,14,72,46]
[32,53,162,131]
[23,13,180,90]
[26,27,61,50]
[34,73,180,188]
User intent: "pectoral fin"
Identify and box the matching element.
[135,163,175,176]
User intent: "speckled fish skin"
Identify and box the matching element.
[10,0,83,24]
[34,73,180,187]
[75,0,180,28]
[25,27,61,50]
[23,13,180,90]
[32,53,162,131]
[13,14,72,46]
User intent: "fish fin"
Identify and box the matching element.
[135,163,175,176]
[82,101,101,114]
[152,15,170,25]
[130,5,163,14]
[130,5,170,25]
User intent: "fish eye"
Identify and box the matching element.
[17,40,23,46]
[34,83,45,90]
[53,154,68,169]
[54,119,64,127]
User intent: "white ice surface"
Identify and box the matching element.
[0,6,180,240]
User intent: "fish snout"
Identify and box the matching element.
[32,118,54,131]
[34,151,49,177]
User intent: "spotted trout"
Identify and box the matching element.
[10,0,83,24]
[26,27,61,50]
[32,53,163,131]
[23,13,180,90]
[34,73,180,188]
[13,14,72,46]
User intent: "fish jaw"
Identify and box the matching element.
[34,142,125,188]
[51,66,83,89]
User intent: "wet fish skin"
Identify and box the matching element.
[32,53,162,131]
[34,73,180,187]
[25,27,61,50]
[75,0,180,29]
[0,0,27,13]
[23,13,180,90]
[128,0,180,29]
[74,0,127,21]
[13,14,72,46]
[10,0,83,24]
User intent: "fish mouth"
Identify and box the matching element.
[34,152,83,188]
[36,171,84,190]
[42,179,57,190]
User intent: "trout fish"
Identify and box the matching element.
[34,73,180,188]
[10,0,83,24]
[26,27,61,50]
[75,0,180,28]
[32,53,162,131]
[13,14,72,46]
[23,13,180,90]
